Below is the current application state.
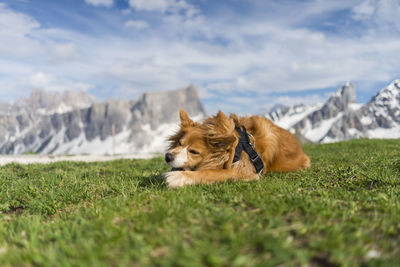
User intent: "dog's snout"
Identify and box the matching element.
[165,153,174,163]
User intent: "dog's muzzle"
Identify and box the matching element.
[165,153,174,163]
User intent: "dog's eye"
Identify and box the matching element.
[178,140,182,146]
[189,149,200,155]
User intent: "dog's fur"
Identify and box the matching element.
[163,109,310,188]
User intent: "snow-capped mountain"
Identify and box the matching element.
[322,79,400,142]
[266,103,322,130]
[266,80,400,143]
[2,80,398,155]
[0,86,205,155]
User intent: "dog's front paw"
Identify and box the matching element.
[163,171,194,188]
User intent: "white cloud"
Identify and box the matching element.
[29,72,93,92]
[0,3,39,34]
[352,0,400,30]
[273,94,330,108]
[0,5,94,99]
[353,0,376,19]
[129,0,170,12]
[0,3,42,58]
[50,43,80,63]
[124,20,149,30]
[84,0,113,7]
[1,2,400,113]
[30,72,54,87]
[128,0,199,19]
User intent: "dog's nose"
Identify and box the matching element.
[165,153,174,163]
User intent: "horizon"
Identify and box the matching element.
[0,79,399,115]
[1,0,400,114]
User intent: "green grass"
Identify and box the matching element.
[0,139,399,267]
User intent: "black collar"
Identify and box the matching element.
[233,126,264,174]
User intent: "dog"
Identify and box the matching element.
[163,109,310,188]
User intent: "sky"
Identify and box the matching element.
[0,0,399,114]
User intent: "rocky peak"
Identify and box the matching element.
[369,79,400,109]
[29,89,62,109]
[267,103,307,122]
[11,89,94,115]
[335,82,356,106]
[325,81,356,114]
[365,79,400,126]
[267,104,290,119]
[302,82,356,125]
[131,85,205,129]
[63,90,95,110]
[288,82,359,142]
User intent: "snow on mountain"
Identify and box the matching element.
[266,80,400,143]
[0,86,205,155]
[321,79,400,142]
[266,103,322,130]
[2,80,398,155]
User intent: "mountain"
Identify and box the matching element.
[266,80,400,143]
[11,90,95,115]
[0,86,205,155]
[266,103,322,130]
[2,80,398,155]
[322,79,400,142]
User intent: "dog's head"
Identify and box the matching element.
[165,109,238,171]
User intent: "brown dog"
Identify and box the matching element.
[163,109,310,188]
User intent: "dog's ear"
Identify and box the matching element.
[180,109,197,128]
[206,134,236,150]
[229,113,240,127]
[216,110,228,122]
[215,111,233,132]
[205,110,237,151]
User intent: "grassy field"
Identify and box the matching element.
[0,139,399,266]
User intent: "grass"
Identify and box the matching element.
[0,139,399,266]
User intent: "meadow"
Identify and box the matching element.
[0,139,399,266]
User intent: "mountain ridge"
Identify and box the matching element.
[266,79,400,143]
[1,80,399,155]
[0,86,205,155]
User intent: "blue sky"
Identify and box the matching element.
[0,0,399,114]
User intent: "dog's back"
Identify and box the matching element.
[233,115,310,173]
